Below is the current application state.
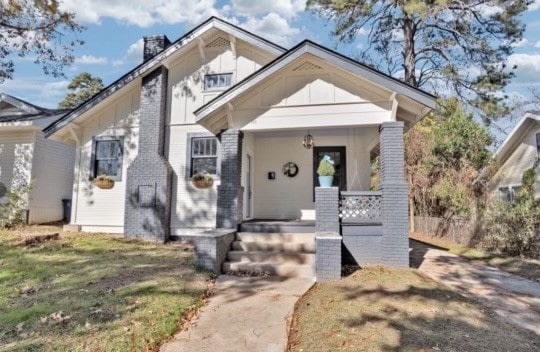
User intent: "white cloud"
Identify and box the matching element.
[125,39,144,62]
[240,13,301,47]
[529,1,540,11]
[508,53,540,83]
[1,78,69,108]
[356,27,368,36]
[534,41,540,48]
[75,55,108,65]
[59,0,222,27]
[511,38,528,48]
[229,0,306,19]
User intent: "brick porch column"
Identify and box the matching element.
[379,121,409,267]
[216,129,243,228]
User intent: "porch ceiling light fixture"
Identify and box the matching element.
[303,132,314,149]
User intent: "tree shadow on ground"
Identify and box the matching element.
[288,267,540,352]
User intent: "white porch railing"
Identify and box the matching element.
[339,191,382,224]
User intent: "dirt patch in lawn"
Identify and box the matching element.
[411,232,540,282]
[288,266,540,352]
[0,226,211,352]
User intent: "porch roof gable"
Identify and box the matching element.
[194,40,437,126]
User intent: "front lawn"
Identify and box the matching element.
[0,225,211,351]
[288,267,539,352]
[411,232,540,281]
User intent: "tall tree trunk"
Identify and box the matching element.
[403,14,417,87]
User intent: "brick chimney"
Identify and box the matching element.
[143,35,171,61]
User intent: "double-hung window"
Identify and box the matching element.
[90,136,124,181]
[204,73,232,91]
[190,137,219,176]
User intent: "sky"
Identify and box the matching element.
[3,0,540,136]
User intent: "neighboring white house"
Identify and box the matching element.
[488,113,540,201]
[0,93,75,224]
[44,17,436,275]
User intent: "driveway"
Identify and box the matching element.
[410,239,540,335]
[160,275,313,352]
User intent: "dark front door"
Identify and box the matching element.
[313,146,347,199]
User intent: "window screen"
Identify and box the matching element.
[204,73,232,90]
[191,137,218,176]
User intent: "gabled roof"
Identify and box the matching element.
[43,17,286,137]
[0,93,69,123]
[194,40,437,122]
[494,112,540,164]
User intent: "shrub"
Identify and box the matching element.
[482,168,540,257]
[317,155,335,176]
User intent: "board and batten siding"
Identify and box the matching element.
[166,34,274,234]
[489,125,540,199]
[28,132,75,224]
[71,87,140,233]
[229,56,394,132]
[252,128,378,220]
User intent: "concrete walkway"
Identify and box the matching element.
[410,240,540,335]
[160,275,313,352]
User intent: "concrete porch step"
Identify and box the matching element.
[222,261,314,278]
[227,251,315,264]
[236,232,315,243]
[231,240,315,253]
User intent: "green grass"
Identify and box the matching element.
[410,232,540,281]
[288,266,540,352]
[0,225,210,351]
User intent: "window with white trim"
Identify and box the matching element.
[190,137,219,176]
[498,185,521,202]
[91,137,123,180]
[204,73,232,91]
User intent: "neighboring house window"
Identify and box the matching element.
[190,137,219,176]
[204,73,232,90]
[90,136,124,181]
[498,185,521,202]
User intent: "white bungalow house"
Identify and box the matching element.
[44,18,436,279]
[488,112,540,201]
[0,93,75,224]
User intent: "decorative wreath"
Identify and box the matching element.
[282,162,299,177]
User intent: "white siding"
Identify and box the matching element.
[167,34,274,125]
[71,87,140,231]
[0,131,34,210]
[167,124,218,235]
[166,33,274,234]
[489,126,540,199]
[252,128,378,219]
[28,133,75,224]
[227,59,393,132]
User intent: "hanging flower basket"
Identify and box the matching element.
[94,175,115,189]
[191,172,214,189]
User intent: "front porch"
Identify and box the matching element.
[189,41,435,279]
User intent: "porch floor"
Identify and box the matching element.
[240,219,315,234]
[243,219,315,226]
